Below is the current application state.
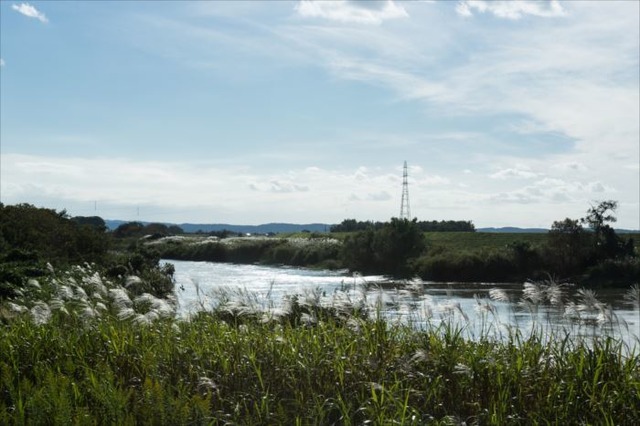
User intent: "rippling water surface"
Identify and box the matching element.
[166,259,640,349]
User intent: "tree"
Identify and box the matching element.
[372,218,426,277]
[581,200,633,260]
[71,216,107,232]
[0,204,109,265]
[548,218,590,276]
[582,200,617,233]
[112,222,145,238]
[342,218,426,277]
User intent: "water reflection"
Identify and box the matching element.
[166,260,639,350]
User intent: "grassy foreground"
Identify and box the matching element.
[2,310,639,424]
[1,266,639,424]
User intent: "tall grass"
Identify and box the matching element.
[1,266,639,424]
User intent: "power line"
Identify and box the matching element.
[400,160,411,220]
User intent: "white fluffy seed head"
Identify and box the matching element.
[489,288,510,303]
[30,302,51,325]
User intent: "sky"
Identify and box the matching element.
[1,1,638,228]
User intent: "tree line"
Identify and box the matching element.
[337,201,637,284]
[330,218,475,233]
[0,204,175,300]
[1,201,637,290]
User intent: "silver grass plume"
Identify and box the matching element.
[522,281,545,305]
[109,287,133,311]
[623,284,640,309]
[7,302,28,315]
[83,272,108,297]
[576,288,601,313]
[30,302,51,325]
[489,288,510,303]
[545,281,567,308]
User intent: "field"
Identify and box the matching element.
[310,231,640,252]
[424,232,550,251]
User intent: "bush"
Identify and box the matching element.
[342,218,425,277]
[583,257,640,287]
[0,203,110,266]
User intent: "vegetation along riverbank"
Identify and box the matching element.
[1,202,639,423]
[148,201,638,286]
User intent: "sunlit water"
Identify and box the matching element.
[166,259,640,350]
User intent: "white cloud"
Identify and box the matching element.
[295,0,408,24]
[490,167,538,180]
[456,0,565,20]
[1,152,635,228]
[0,154,406,223]
[251,180,310,194]
[417,175,450,186]
[367,191,392,201]
[486,177,618,207]
[12,3,48,23]
[0,58,5,67]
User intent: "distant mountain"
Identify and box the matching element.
[178,223,331,234]
[477,227,548,233]
[104,220,332,234]
[103,221,638,235]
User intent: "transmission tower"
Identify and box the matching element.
[400,161,411,220]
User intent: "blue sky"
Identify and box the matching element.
[1,1,638,228]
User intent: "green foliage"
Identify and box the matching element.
[331,218,382,232]
[415,249,528,282]
[581,200,635,261]
[416,220,475,232]
[343,218,425,277]
[331,218,475,233]
[155,236,342,269]
[0,204,110,266]
[1,260,639,424]
[70,216,107,232]
[0,299,638,424]
[545,201,638,283]
[547,218,592,276]
[0,205,111,299]
[112,222,183,240]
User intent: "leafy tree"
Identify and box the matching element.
[342,218,425,277]
[0,203,109,265]
[581,200,634,260]
[372,218,426,277]
[416,220,476,232]
[547,218,590,276]
[71,216,107,232]
[331,219,383,233]
[342,229,376,273]
[112,222,146,238]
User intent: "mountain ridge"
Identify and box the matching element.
[103,220,639,234]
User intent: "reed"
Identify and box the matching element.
[1,267,639,424]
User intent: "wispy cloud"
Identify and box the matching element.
[456,0,565,20]
[0,58,5,67]
[490,167,538,180]
[12,3,48,23]
[295,0,408,24]
[487,177,616,206]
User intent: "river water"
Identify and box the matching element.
[166,259,640,349]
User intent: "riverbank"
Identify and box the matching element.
[148,231,640,286]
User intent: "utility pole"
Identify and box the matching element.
[400,161,411,220]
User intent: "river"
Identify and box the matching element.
[166,259,640,349]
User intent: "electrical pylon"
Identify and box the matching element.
[400,161,411,220]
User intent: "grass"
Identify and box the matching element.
[1,265,639,424]
[423,232,550,252]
